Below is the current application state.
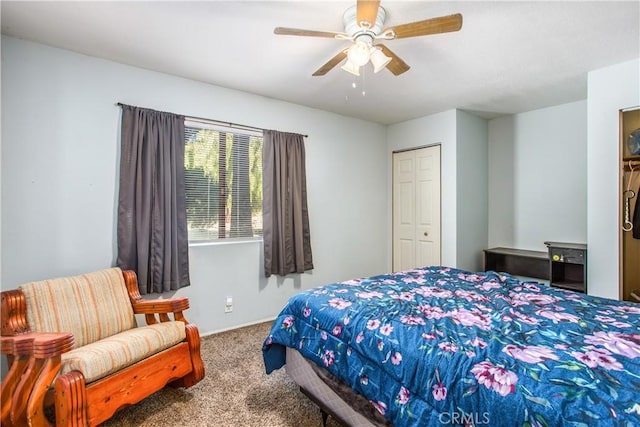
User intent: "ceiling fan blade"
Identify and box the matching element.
[356,0,380,28]
[274,27,348,39]
[383,13,462,39]
[312,49,348,76]
[375,44,410,76]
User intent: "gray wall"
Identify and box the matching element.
[487,100,588,252]
[386,110,459,268]
[3,35,631,339]
[456,110,488,271]
[386,109,489,272]
[1,36,388,335]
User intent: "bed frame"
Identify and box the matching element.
[285,347,386,427]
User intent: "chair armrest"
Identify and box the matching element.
[122,269,191,324]
[1,334,35,357]
[1,333,74,358]
[131,297,190,315]
[32,333,75,358]
[0,333,73,427]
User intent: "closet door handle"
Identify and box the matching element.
[423,231,429,237]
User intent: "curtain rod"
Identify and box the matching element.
[116,103,308,138]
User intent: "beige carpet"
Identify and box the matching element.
[105,321,342,427]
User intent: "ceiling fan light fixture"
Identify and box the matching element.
[370,47,391,73]
[341,59,360,76]
[347,40,371,67]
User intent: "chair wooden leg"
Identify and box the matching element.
[170,324,205,388]
[15,333,76,427]
[54,371,88,427]
[28,357,65,427]
[1,354,31,427]
[2,335,36,427]
[12,357,44,426]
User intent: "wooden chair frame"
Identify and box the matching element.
[1,270,205,427]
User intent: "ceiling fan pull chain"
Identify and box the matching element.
[362,66,367,96]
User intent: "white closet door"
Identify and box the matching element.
[393,146,441,271]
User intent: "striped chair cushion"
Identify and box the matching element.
[60,321,186,384]
[20,268,135,348]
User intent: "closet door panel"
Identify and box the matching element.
[393,151,416,271]
[393,146,441,272]
[415,147,441,267]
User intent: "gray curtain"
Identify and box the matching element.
[117,104,190,294]
[262,130,313,277]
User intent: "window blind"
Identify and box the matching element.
[184,121,263,241]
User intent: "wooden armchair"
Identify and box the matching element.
[1,268,205,426]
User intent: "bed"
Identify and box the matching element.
[262,266,640,426]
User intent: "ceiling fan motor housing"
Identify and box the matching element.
[343,5,387,42]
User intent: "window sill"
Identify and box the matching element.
[188,238,263,248]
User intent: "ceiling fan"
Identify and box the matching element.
[274,0,462,77]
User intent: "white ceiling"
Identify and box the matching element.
[1,1,639,124]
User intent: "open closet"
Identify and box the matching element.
[620,107,640,302]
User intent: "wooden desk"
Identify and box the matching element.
[483,247,549,281]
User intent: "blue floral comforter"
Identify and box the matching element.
[262,266,640,426]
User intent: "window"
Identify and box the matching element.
[184,120,263,242]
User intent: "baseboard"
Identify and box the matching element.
[200,316,277,337]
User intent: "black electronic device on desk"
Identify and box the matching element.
[544,241,587,293]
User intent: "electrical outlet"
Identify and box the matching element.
[224,296,233,313]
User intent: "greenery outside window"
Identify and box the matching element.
[184,120,263,242]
